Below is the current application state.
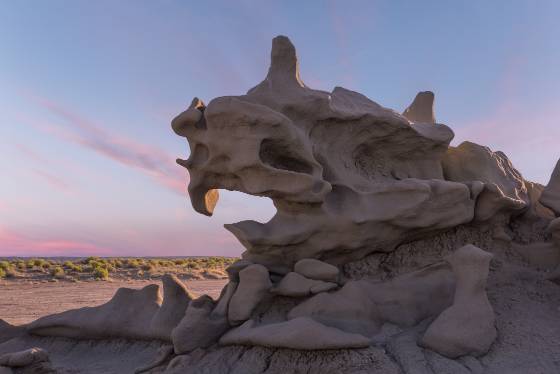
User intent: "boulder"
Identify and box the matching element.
[540,158,560,216]
[219,317,370,350]
[294,259,339,282]
[27,284,162,340]
[402,91,436,124]
[228,264,272,324]
[272,271,337,297]
[149,274,194,341]
[421,244,497,358]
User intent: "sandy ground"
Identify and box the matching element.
[0,279,228,326]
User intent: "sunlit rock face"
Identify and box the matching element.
[172,36,482,267]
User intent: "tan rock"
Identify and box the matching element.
[421,244,496,358]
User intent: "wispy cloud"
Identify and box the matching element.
[0,226,114,257]
[27,95,186,195]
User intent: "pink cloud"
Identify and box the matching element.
[25,95,187,195]
[31,169,71,191]
[0,226,114,257]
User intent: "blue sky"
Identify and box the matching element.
[1,1,559,256]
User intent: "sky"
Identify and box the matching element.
[1,1,559,257]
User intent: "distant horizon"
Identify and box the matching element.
[2,1,559,257]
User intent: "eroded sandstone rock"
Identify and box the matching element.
[402,91,436,124]
[27,284,162,340]
[172,35,479,268]
[293,258,339,282]
[289,262,455,336]
[171,295,230,354]
[443,142,528,221]
[0,347,49,367]
[540,158,560,216]
[271,271,337,297]
[421,244,496,358]
[219,317,371,350]
[228,264,272,324]
[150,274,194,340]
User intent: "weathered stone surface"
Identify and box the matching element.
[271,272,337,297]
[219,317,370,350]
[171,295,230,354]
[289,262,455,336]
[421,245,496,358]
[150,274,194,341]
[228,264,272,324]
[0,347,49,367]
[540,158,560,216]
[172,35,479,268]
[0,320,25,345]
[402,91,436,124]
[443,142,528,221]
[225,259,253,282]
[27,284,162,340]
[294,258,339,282]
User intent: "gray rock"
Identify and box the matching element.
[171,295,230,354]
[27,284,162,340]
[150,274,194,341]
[219,317,370,350]
[294,259,339,282]
[421,245,496,358]
[228,264,272,324]
[272,272,337,297]
[402,91,436,124]
[540,158,560,216]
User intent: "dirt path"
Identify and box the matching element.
[0,279,228,326]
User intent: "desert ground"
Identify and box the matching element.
[0,257,231,325]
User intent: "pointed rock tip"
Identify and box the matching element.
[268,35,302,82]
[403,91,436,124]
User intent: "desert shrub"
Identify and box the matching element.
[174,259,187,266]
[126,259,141,268]
[51,266,65,279]
[93,267,109,280]
[0,268,5,278]
[0,261,11,271]
[41,262,51,270]
[141,263,154,271]
[16,261,26,270]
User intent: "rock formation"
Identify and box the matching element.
[421,245,496,357]
[2,35,560,374]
